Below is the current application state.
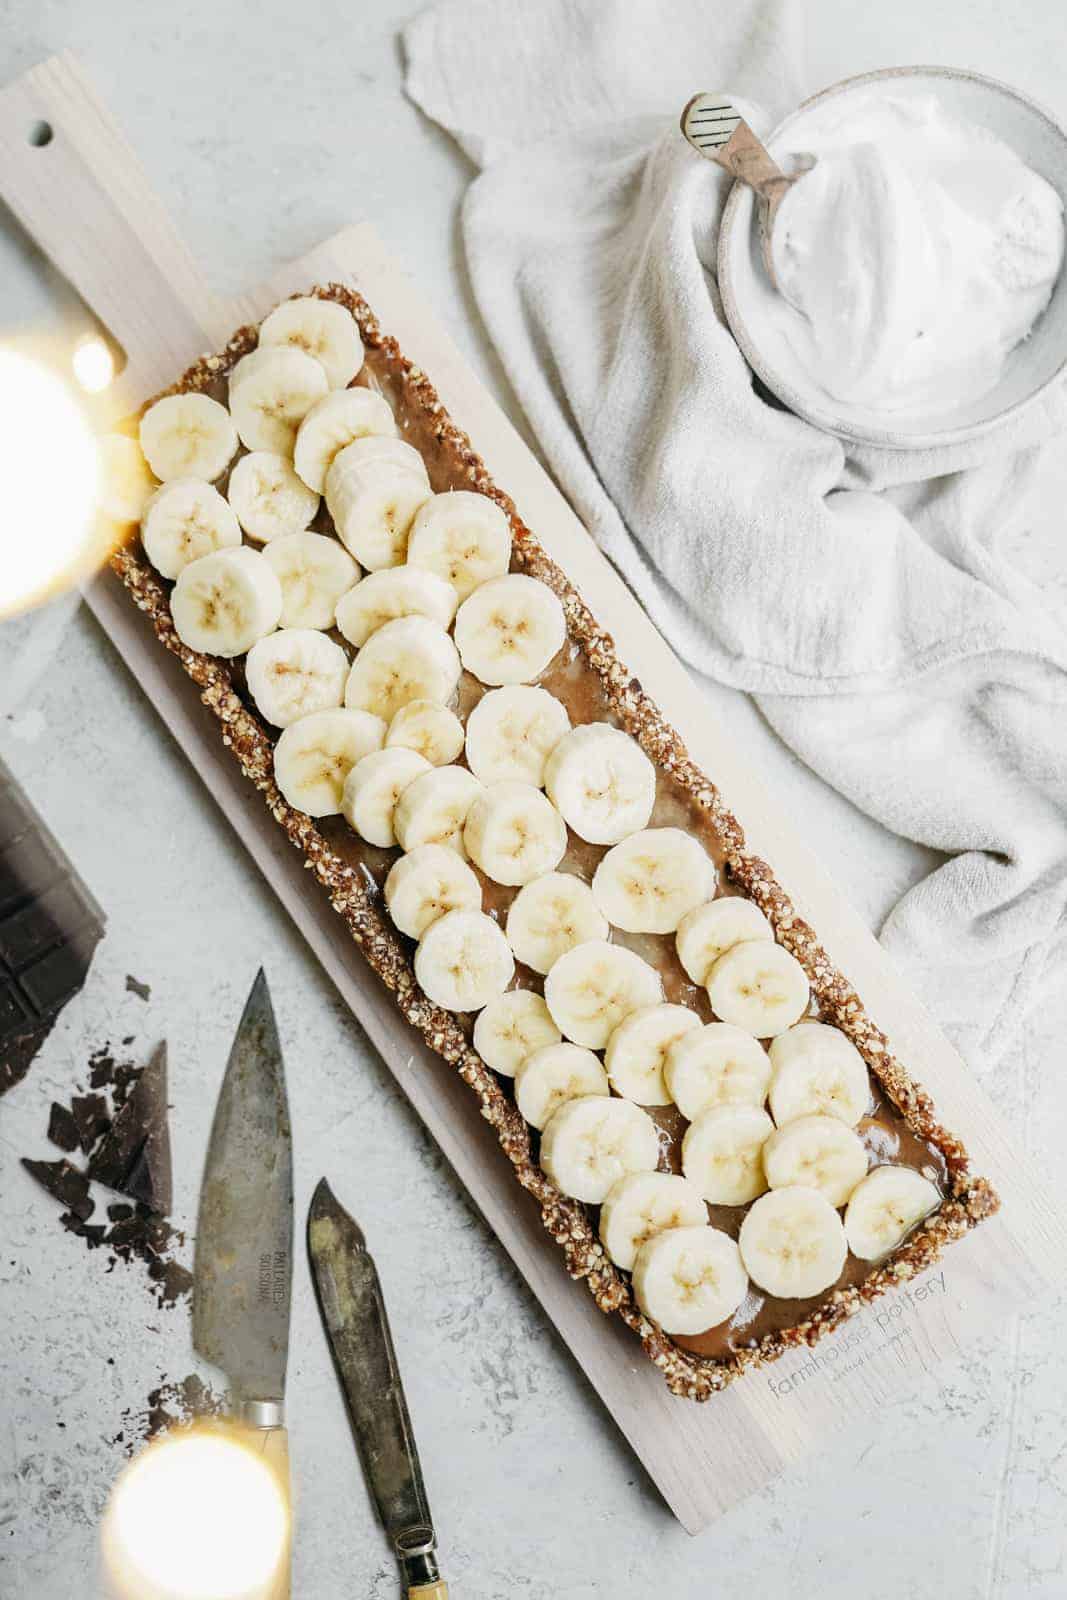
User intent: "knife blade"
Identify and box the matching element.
[307,1178,448,1600]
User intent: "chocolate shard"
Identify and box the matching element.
[47,1101,81,1153]
[88,1042,172,1215]
[71,1092,110,1153]
[21,1157,94,1220]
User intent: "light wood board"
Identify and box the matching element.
[2,53,1064,1535]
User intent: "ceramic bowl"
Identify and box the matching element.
[717,66,1067,448]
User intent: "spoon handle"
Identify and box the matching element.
[680,93,791,205]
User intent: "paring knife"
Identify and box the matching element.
[194,969,294,1599]
[307,1178,448,1600]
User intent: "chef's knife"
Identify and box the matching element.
[307,1178,448,1600]
[194,969,293,1599]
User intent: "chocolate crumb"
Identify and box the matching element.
[125,976,151,1001]
[47,1101,80,1153]
[107,1203,134,1222]
[114,1373,225,1454]
[22,1157,94,1219]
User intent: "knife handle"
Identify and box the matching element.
[250,1424,291,1600]
[408,1586,448,1599]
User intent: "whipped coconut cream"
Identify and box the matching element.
[769,90,1065,413]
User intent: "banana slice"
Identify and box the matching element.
[140,478,241,579]
[384,843,483,940]
[540,1094,660,1204]
[675,896,774,985]
[272,706,386,817]
[227,451,320,544]
[664,1023,772,1120]
[393,765,484,856]
[544,939,663,1049]
[633,1225,748,1334]
[767,1021,871,1128]
[504,872,609,976]
[413,908,514,1012]
[738,1186,847,1298]
[464,685,570,787]
[245,627,349,728]
[463,782,568,887]
[229,346,329,456]
[335,565,458,648]
[599,1173,709,1271]
[100,434,158,523]
[592,828,717,935]
[258,296,364,390]
[681,1103,773,1206]
[604,1003,701,1106]
[139,394,238,483]
[260,531,359,630]
[340,747,432,848]
[385,700,465,767]
[844,1166,941,1261]
[544,724,656,846]
[513,1042,609,1130]
[170,546,282,658]
[406,490,512,601]
[472,990,561,1077]
[294,391,401,493]
[454,574,566,686]
[343,615,461,724]
[325,459,431,570]
[762,1114,868,1208]
[707,942,810,1038]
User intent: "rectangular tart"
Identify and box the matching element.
[110,284,998,1400]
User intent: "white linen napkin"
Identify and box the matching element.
[405,0,1067,1068]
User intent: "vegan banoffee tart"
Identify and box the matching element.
[103,286,998,1400]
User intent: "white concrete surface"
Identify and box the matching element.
[1,3,1065,1596]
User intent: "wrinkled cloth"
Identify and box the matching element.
[405,0,1067,1066]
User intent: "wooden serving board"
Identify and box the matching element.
[2,53,1064,1535]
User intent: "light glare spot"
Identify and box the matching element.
[73,334,115,392]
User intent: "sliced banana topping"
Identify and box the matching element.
[738,1186,847,1298]
[454,574,566,685]
[663,1022,772,1120]
[228,346,329,456]
[539,1094,660,1204]
[633,1224,749,1335]
[464,685,570,787]
[326,459,431,570]
[599,1172,709,1272]
[335,564,458,648]
[262,532,359,630]
[472,989,561,1077]
[762,1114,868,1208]
[706,941,810,1039]
[140,478,241,579]
[504,872,609,976]
[413,908,514,1013]
[294,392,402,493]
[604,1002,701,1106]
[227,451,320,544]
[100,434,158,524]
[513,1041,609,1130]
[675,896,774,985]
[245,627,349,728]
[681,1103,773,1206]
[463,781,568,887]
[272,706,386,817]
[258,296,364,391]
[385,700,465,767]
[341,747,431,848]
[768,1021,871,1128]
[544,724,656,846]
[384,843,482,941]
[139,394,238,484]
[844,1166,940,1261]
[343,615,461,724]
[170,546,282,658]
[406,490,512,602]
[592,828,716,935]
[393,765,484,857]
[543,939,663,1049]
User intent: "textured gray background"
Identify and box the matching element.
[1,2,1066,1596]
